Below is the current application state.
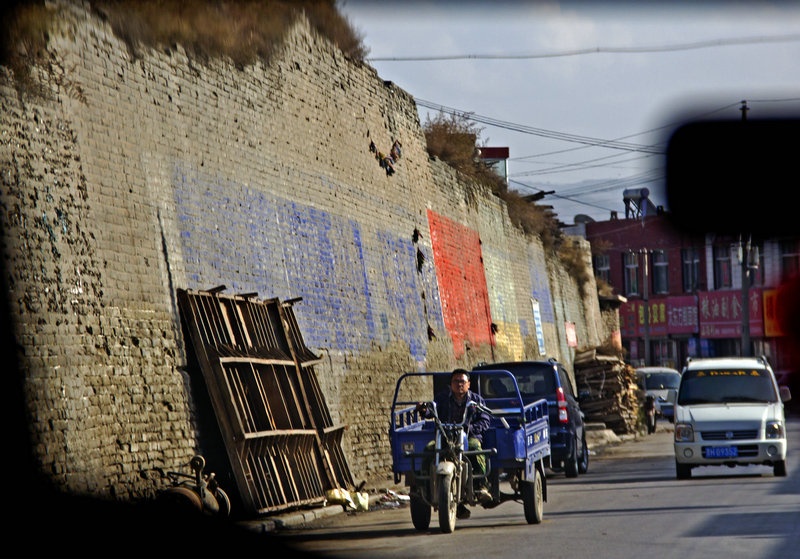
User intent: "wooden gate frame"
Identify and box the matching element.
[177,287,353,515]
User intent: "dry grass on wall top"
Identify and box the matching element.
[557,238,594,297]
[423,112,485,178]
[502,189,562,248]
[423,112,566,247]
[595,277,615,297]
[1,0,369,87]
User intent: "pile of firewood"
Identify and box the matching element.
[573,348,643,435]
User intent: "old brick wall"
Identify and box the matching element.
[0,2,602,502]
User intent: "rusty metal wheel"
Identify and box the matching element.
[158,486,204,514]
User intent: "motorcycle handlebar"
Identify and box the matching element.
[468,400,494,416]
[416,399,493,424]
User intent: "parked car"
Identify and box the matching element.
[673,355,792,479]
[636,366,681,422]
[472,359,588,478]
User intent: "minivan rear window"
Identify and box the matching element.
[476,364,556,399]
[677,368,778,405]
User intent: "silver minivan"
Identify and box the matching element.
[636,366,681,422]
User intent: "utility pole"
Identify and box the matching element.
[740,236,752,357]
[739,100,751,357]
[642,248,650,366]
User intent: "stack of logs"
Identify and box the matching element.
[573,348,643,435]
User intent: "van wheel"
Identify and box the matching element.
[578,433,589,474]
[565,439,579,478]
[774,460,787,477]
[676,461,692,479]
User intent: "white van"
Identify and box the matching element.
[673,356,791,479]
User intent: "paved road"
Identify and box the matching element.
[270,418,800,559]
[239,420,674,535]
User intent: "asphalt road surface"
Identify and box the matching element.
[277,417,800,559]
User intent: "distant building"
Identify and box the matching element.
[578,190,799,371]
[478,146,509,188]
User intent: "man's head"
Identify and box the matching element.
[450,369,471,399]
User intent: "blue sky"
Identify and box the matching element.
[341,0,800,223]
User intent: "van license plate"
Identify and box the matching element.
[704,446,738,458]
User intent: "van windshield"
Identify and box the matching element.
[677,368,778,405]
[642,372,680,390]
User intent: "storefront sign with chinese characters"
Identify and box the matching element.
[698,288,763,338]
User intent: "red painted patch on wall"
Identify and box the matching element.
[427,209,493,358]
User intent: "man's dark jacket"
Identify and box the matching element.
[433,390,491,444]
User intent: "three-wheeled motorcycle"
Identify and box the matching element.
[389,370,551,533]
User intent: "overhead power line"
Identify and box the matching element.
[509,169,664,215]
[415,98,664,154]
[417,97,800,163]
[367,33,800,62]
[513,152,660,177]
[512,168,662,199]
[415,92,800,216]
[509,179,616,214]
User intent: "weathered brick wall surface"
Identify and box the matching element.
[0,2,602,503]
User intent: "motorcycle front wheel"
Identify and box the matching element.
[437,472,457,533]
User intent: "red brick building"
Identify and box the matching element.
[577,201,799,373]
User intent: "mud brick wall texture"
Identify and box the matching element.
[0,2,605,504]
